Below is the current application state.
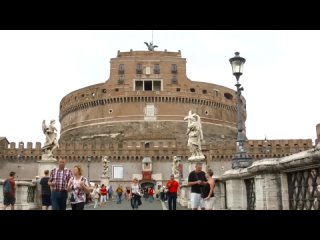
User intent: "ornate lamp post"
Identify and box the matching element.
[87,156,92,182]
[229,52,252,169]
[17,154,22,179]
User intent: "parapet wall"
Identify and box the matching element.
[0,138,313,162]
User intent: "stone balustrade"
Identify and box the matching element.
[178,147,320,210]
[0,180,39,210]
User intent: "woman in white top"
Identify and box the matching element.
[130,178,141,210]
[92,184,100,209]
[67,165,91,210]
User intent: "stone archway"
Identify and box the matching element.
[140,181,155,189]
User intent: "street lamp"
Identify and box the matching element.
[17,142,24,179]
[229,52,252,169]
[17,154,22,179]
[87,156,92,182]
[263,137,271,157]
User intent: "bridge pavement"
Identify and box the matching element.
[68,197,189,210]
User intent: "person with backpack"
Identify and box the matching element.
[3,171,16,210]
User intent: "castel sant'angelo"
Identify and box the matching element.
[0,44,316,187]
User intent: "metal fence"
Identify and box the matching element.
[27,185,35,203]
[288,167,320,210]
[244,178,256,210]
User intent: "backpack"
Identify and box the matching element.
[3,180,11,194]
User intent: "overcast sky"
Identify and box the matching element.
[0,30,319,145]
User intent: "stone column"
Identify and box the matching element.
[12,181,37,210]
[213,180,226,210]
[254,173,282,210]
[32,178,42,209]
[254,175,265,210]
[225,178,247,210]
[280,173,289,210]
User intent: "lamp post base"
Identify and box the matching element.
[232,154,252,169]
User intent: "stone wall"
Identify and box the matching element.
[0,137,313,181]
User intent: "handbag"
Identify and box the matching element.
[70,193,75,202]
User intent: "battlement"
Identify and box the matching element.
[248,139,312,148]
[0,137,313,163]
[7,141,42,150]
[116,50,181,58]
[1,137,313,153]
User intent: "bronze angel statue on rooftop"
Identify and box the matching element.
[144,42,158,51]
[42,120,59,157]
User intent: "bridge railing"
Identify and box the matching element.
[178,148,320,210]
[218,148,320,210]
[0,180,40,210]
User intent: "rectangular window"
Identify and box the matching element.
[118,64,125,74]
[144,103,156,121]
[144,81,152,91]
[171,64,177,73]
[112,166,123,179]
[135,81,143,91]
[145,104,155,117]
[153,81,161,91]
[134,80,162,92]
[136,64,143,74]
[154,64,160,74]
[118,75,124,84]
[172,75,178,84]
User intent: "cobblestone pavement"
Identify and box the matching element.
[69,197,190,210]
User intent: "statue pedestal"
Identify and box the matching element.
[100,176,110,186]
[37,154,57,177]
[188,156,206,173]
